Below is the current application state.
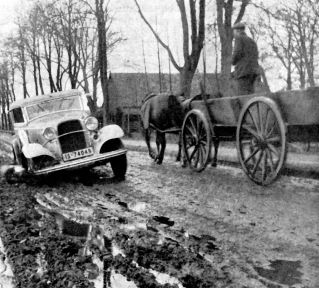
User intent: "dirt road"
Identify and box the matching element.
[0,150,318,287]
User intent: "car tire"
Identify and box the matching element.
[4,167,16,184]
[110,154,127,180]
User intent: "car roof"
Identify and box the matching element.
[9,90,83,111]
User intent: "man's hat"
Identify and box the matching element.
[232,22,245,30]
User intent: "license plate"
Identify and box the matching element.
[63,147,94,161]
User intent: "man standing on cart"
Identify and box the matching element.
[231,22,260,95]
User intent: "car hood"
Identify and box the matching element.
[26,110,89,130]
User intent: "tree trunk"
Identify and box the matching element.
[96,0,109,125]
[81,68,90,93]
[92,75,98,112]
[179,65,195,97]
[36,39,44,95]
[142,39,150,92]
[220,40,232,76]
[54,37,63,91]
[5,80,12,130]
[17,23,29,99]
[31,55,39,95]
[31,35,39,95]
[258,66,270,92]
[286,62,292,90]
[43,36,57,92]
[21,50,28,99]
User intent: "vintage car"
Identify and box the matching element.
[8,90,127,178]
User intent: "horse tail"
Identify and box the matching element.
[141,92,156,105]
[140,97,152,130]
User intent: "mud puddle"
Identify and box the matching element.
[254,259,302,286]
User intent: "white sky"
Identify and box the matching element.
[0,0,18,33]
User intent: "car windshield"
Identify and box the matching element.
[26,97,82,120]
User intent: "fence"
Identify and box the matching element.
[121,106,141,136]
[0,129,14,135]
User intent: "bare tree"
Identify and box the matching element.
[264,16,294,90]
[4,0,121,108]
[289,0,318,87]
[254,0,319,89]
[135,0,206,97]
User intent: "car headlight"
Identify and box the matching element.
[85,116,98,131]
[43,127,57,140]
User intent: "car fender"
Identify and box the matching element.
[22,143,56,159]
[11,137,22,164]
[94,124,124,152]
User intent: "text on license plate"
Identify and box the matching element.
[63,147,94,161]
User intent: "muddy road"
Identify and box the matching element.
[0,149,318,288]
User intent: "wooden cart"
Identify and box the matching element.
[181,87,319,185]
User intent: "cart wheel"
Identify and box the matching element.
[182,109,212,172]
[236,97,287,185]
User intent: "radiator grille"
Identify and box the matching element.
[58,120,87,153]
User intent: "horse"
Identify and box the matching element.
[140,91,223,166]
[140,92,185,164]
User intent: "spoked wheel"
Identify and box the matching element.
[236,97,287,185]
[182,109,212,172]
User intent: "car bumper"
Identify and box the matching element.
[32,149,127,175]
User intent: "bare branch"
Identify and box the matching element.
[189,0,197,47]
[176,0,190,60]
[134,0,181,71]
[235,0,249,24]
[216,0,226,42]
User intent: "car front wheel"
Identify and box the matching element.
[110,154,127,179]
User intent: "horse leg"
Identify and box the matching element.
[145,128,156,159]
[211,137,219,167]
[155,131,160,162]
[156,131,166,164]
[176,133,182,162]
[176,132,187,167]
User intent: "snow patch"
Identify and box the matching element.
[90,255,104,288]
[128,202,147,213]
[110,270,138,288]
[112,243,126,257]
[149,269,184,288]
[0,237,14,288]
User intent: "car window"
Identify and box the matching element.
[26,97,82,120]
[11,108,24,123]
